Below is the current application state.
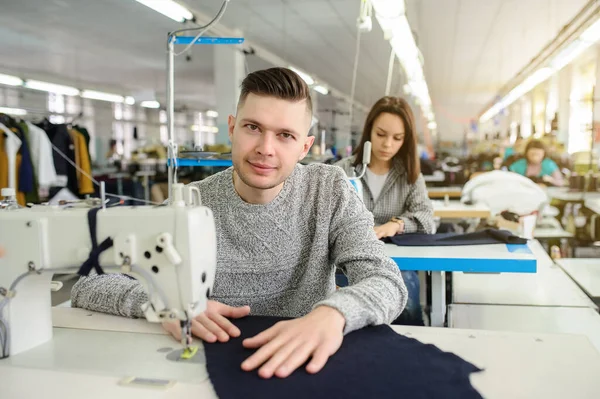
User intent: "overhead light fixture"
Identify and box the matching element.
[313,85,329,95]
[0,106,27,116]
[0,73,23,87]
[81,90,125,103]
[25,80,80,96]
[192,125,219,133]
[135,0,193,23]
[125,96,136,105]
[289,66,315,86]
[427,121,437,130]
[206,110,219,118]
[141,100,160,109]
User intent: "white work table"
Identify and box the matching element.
[448,304,600,354]
[385,241,536,327]
[557,258,600,303]
[585,198,600,214]
[432,200,491,219]
[452,241,598,309]
[427,186,462,199]
[2,308,600,399]
[547,186,600,202]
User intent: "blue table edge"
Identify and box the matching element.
[389,243,537,273]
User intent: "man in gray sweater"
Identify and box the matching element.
[71,67,407,379]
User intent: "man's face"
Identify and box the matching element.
[228,93,314,190]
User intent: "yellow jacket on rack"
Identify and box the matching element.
[69,129,94,196]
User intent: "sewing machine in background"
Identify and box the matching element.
[0,183,216,358]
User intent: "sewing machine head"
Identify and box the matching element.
[0,184,216,357]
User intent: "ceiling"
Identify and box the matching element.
[0,0,593,141]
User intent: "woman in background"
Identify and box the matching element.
[336,96,434,325]
[509,139,563,186]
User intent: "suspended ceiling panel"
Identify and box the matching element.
[405,0,590,140]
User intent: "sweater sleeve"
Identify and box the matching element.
[398,174,435,234]
[71,274,148,319]
[314,168,408,334]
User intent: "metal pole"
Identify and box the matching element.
[167,36,175,202]
[385,47,395,96]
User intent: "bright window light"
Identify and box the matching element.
[427,121,437,130]
[0,73,23,87]
[141,100,160,109]
[0,106,27,116]
[206,110,219,118]
[81,90,125,103]
[135,0,193,23]
[313,85,329,95]
[289,67,315,86]
[25,80,80,96]
[125,96,136,105]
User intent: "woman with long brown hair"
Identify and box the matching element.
[336,96,434,325]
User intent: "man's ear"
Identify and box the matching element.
[298,135,316,161]
[228,115,236,142]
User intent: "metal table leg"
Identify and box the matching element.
[430,271,446,327]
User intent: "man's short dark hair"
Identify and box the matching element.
[239,67,313,114]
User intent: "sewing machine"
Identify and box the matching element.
[0,183,216,358]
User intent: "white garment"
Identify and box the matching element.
[0,123,21,191]
[26,122,58,187]
[365,168,389,203]
[461,170,549,216]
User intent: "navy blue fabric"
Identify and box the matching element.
[15,128,34,194]
[78,207,113,276]
[204,316,483,399]
[384,228,527,246]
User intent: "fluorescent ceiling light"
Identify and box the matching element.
[0,73,23,86]
[206,110,219,118]
[313,85,329,95]
[82,90,125,103]
[135,0,193,23]
[192,125,218,133]
[0,106,27,116]
[125,96,136,105]
[141,100,160,109]
[289,66,315,86]
[25,80,80,96]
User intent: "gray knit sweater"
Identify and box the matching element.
[71,164,407,333]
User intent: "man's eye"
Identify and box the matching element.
[281,133,294,140]
[246,124,259,131]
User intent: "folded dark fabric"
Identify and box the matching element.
[204,316,483,399]
[384,228,527,246]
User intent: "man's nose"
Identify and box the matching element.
[256,132,275,156]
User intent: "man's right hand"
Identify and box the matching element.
[162,300,251,343]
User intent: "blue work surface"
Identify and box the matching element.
[385,243,537,273]
[167,158,233,167]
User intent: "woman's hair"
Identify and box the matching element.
[353,96,420,184]
[525,139,547,155]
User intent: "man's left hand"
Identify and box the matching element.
[241,306,345,379]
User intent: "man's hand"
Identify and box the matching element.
[241,306,345,379]
[374,221,402,239]
[163,300,250,343]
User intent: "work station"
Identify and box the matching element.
[2,0,600,398]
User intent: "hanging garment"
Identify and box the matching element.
[24,121,58,188]
[0,123,21,191]
[0,125,25,205]
[13,125,35,200]
[73,125,92,166]
[384,228,527,247]
[70,129,94,195]
[204,316,483,399]
[19,122,39,204]
[39,122,79,195]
